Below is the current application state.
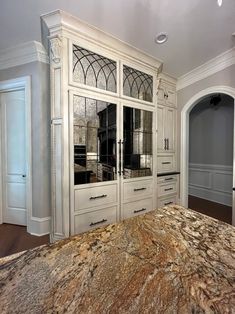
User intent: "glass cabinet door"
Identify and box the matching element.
[123,65,153,102]
[73,95,117,185]
[123,106,153,179]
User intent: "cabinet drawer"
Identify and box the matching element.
[157,155,175,173]
[75,184,117,211]
[74,206,117,234]
[123,179,153,201]
[123,198,153,219]
[157,174,178,184]
[158,181,177,197]
[158,195,177,208]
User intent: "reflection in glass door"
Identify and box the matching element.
[72,96,153,185]
[73,95,117,185]
[123,106,153,179]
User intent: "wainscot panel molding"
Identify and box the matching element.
[189,163,233,206]
[28,216,51,236]
[177,47,235,91]
[0,41,49,70]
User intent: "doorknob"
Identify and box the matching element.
[22,175,26,178]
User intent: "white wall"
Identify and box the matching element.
[0,61,51,219]
[189,94,234,166]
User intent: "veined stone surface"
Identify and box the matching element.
[0,205,234,313]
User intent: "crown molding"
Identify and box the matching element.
[0,41,49,70]
[177,47,235,91]
[158,72,177,85]
[41,10,162,72]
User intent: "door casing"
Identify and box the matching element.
[0,76,32,231]
[180,86,235,226]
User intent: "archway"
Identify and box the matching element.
[180,86,235,225]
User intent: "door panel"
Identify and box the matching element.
[1,89,27,225]
[157,105,165,152]
[123,106,153,179]
[165,107,175,152]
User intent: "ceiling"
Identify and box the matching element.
[0,0,235,78]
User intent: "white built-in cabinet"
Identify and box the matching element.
[157,75,177,173]
[42,10,163,241]
[157,74,179,206]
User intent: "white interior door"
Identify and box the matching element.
[1,89,27,226]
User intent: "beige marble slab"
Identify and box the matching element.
[0,205,235,313]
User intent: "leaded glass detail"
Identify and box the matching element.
[73,95,117,185]
[73,45,117,93]
[123,65,153,102]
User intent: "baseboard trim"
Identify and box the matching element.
[28,216,51,236]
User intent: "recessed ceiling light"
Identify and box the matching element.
[217,0,222,6]
[155,33,168,44]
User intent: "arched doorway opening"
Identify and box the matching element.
[180,86,235,226]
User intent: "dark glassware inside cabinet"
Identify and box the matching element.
[123,106,153,179]
[73,95,117,185]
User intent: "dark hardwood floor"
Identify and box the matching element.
[0,224,50,258]
[188,195,232,224]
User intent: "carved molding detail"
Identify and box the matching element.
[50,37,62,64]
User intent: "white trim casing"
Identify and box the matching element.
[0,41,49,70]
[177,48,235,91]
[180,86,235,226]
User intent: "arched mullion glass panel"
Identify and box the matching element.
[123,65,153,102]
[73,45,117,93]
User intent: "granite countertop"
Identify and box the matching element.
[0,205,235,313]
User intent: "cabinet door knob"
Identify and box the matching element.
[134,208,147,214]
[164,201,173,205]
[164,187,173,191]
[164,138,167,150]
[90,194,107,200]
[134,187,146,192]
[89,219,107,226]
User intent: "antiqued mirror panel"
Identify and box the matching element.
[73,95,117,185]
[123,65,153,102]
[123,106,153,179]
[73,45,117,93]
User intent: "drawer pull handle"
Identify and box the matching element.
[90,194,107,200]
[134,208,147,214]
[164,188,173,191]
[164,201,173,205]
[89,219,107,226]
[165,177,173,181]
[134,187,147,192]
[162,162,171,165]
